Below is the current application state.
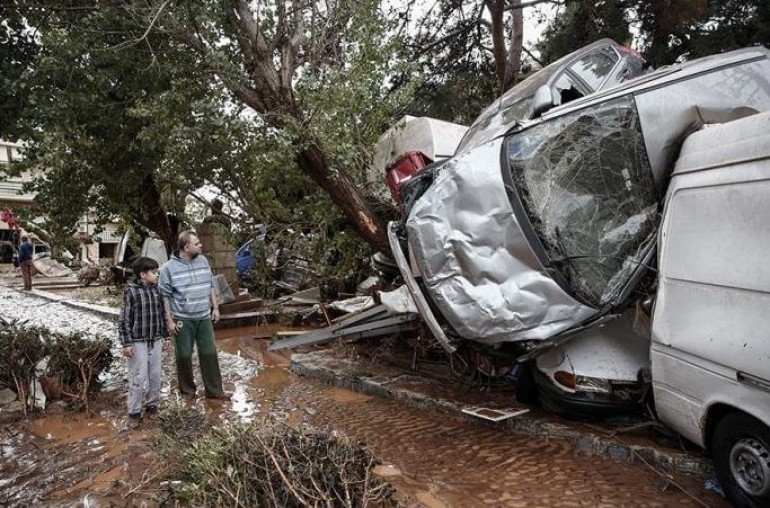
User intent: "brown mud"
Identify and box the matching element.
[0,324,730,507]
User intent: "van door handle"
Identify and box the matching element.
[737,371,770,392]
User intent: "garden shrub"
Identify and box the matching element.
[0,320,113,414]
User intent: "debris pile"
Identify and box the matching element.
[157,402,396,507]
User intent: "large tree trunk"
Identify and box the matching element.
[211,57,389,253]
[505,0,524,92]
[136,174,175,252]
[297,144,389,253]
[486,0,524,94]
[486,0,508,94]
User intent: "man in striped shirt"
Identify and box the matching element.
[159,231,230,400]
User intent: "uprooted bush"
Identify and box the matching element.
[46,332,113,411]
[0,320,113,414]
[156,401,396,507]
[0,323,49,415]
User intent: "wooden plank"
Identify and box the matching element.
[268,313,418,350]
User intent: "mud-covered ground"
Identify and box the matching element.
[0,277,730,507]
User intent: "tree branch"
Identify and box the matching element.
[278,0,301,109]
[409,21,477,57]
[509,0,565,9]
[522,45,544,67]
[108,0,171,52]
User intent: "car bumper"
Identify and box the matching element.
[533,367,644,420]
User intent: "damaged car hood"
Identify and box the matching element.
[406,138,598,345]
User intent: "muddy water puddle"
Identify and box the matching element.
[268,379,725,508]
[212,331,727,507]
[30,411,112,443]
[1,408,153,507]
[1,323,729,507]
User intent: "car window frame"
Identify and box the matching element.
[550,69,592,107]
[567,45,622,92]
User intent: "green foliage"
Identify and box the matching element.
[0,1,40,138]
[538,1,631,63]
[538,1,770,66]
[293,1,417,189]
[0,322,48,413]
[46,333,113,395]
[5,1,418,255]
[8,6,176,240]
[632,0,709,65]
[0,320,113,414]
[405,69,498,126]
[683,0,770,60]
[398,1,500,125]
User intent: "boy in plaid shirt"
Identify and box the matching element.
[118,257,169,427]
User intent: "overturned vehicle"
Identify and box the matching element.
[388,45,770,416]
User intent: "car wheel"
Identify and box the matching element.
[514,362,539,405]
[712,412,770,508]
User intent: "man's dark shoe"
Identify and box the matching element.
[205,391,232,401]
[180,391,196,400]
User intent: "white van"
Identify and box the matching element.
[652,112,770,507]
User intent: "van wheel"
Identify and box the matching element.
[712,412,770,508]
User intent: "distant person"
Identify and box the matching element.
[202,198,232,230]
[158,231,230,400]
[118,257,169,428]
[1,208,20,232]
[18,235,34,291]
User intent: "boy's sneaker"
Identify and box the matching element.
[145,405,159,420]
[127,413,142,429]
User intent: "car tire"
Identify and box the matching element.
[514,362,539,405]
[712,412,770,508]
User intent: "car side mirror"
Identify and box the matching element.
[531,85,554,118]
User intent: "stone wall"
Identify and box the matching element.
[196,223,239,296]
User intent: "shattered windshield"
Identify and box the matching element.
[505,95,659,307]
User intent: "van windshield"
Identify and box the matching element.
[505,95,659,306]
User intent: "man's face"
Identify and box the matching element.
[184,235,203,258]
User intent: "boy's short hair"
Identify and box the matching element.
[133,256,159,280]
